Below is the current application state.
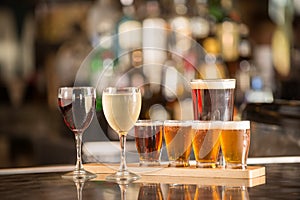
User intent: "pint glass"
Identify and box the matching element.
[191,79,236,121]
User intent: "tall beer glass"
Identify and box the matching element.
[191,79,236,121]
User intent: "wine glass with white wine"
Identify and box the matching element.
[58,87,97,180]
[102,87,142,183]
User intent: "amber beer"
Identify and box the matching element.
[192,121,222,168]
[135,120,163,166]
[164,121,193,167]
[220,121,251,169]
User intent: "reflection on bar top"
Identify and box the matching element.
[0,156,299,175]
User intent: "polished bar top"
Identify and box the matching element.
[0,160,299,199]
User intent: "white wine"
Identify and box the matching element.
[103,91,141,135]
[102,87,142,183]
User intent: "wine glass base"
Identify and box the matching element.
[62,170,97,181]
[105,170,140,184]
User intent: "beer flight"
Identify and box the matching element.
[58,79,251,182]
[134,79,250,170]
[134,119,250,170]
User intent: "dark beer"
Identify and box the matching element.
[135,120,163,166]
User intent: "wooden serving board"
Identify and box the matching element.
[93,173,265,187]
[84,163,266,187]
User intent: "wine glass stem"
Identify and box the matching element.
[119,184,128,200]
[75,182,84,200]
[119,134,127,172]
[75,132,84,172]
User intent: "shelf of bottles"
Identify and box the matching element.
[72,0,256,127]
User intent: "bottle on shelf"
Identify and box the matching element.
[205,0,241,78]
[115,0,142,72]
[197,27,229,79]
[235,23,256,106]
[142,0,168,94]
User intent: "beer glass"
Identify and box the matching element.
[220,121,251,169]
[164,120,193,167]
[192,121,222,168]
[191,79,236,121]
[134,120,163,166]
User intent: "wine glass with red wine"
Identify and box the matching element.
[58,87,97,180]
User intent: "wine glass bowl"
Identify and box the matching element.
[102,87,142,184]
[58,87,97,180]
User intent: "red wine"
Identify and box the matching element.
[58,95,95,133]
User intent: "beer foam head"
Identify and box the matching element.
[191,79,236,89]
[192,120,222,129]
[135,120,163,126]
[221,121,250,130]
[164,120,192,127]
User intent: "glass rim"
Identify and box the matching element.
[58,86,95,90]
[135,120,163,126]
[221,120,250,130]
[58,87,96,97]
[192,120,222,129]
[103,87,140,93]
[190,79,236,89]
[164,120,193,126]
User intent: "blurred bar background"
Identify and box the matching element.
[0,0,299,168]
